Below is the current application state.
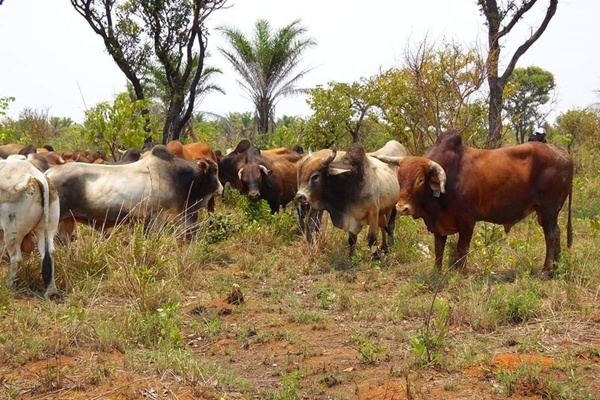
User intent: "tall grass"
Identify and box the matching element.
[0,145,599,398]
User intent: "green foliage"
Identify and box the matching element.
[351,333,382,365]
[411,297,450,366]
[71,0,225,142]
[0,96,15,117]
[490,274,540,324]
[554,108,600,150]
[264,371,302,400]
[504,66,555,144]
[305,80,380,148]
[84,92,156,160]
[204,212,239,244]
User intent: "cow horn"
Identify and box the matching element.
[321,145,337,167]
[429,160,447,194]
[238,167,244,181]
[259,165,270,175]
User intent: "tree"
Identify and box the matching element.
[553,108,600,150]
[305,80,379,149]
[84,92,155,161]
[373,40,488,153]
[218,19,316,138]
[143,60,224,140]
[504,66,555,144]
[477,0,558,148]
[71,0,226,144]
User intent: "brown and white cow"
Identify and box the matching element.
[45,145,223,241]
[295,141,406,256]
[0,158,59,298]
[376,129,573,276]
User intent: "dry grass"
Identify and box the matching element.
[0,162,599,399]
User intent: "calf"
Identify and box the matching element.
[0,158,59,297]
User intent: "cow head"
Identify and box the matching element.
[238,163,271,200]
[218,140,253,190]
[393,156,446,216]
[295,146,356,209]
[197,157,224,198]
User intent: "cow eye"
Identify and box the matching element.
[310,173,319,182]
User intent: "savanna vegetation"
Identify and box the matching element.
[1,0,599,399]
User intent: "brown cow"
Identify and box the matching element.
[237,148,303,214]
[376,130,573,276]
[218,140,301,191]
[166,140,216,161]
[61,149,107,164]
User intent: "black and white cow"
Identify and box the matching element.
[295,141,406,256]
[0,157,59,298]
[45,145,223,240]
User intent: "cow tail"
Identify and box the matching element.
[567,185,573,248]
[37,177,53,286]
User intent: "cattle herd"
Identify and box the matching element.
[0,130,574,298]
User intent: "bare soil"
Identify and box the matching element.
[3,269,599,400]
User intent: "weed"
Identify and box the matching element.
[288,309,328,330]
[351,334,381,365]
[490,273,540,324]
[411,297,450,366]
[495,363,547,397]
[263,371,303,400]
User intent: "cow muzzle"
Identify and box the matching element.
[294,191,308,204]
[396,202,413,215]
[248,190,260,200]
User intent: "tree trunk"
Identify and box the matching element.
[486,75,505,149]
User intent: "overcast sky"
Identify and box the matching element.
[1,0,598,124]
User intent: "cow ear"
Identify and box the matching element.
[197,159,209,171]
[328,167,351,175]
[428,160,446,195]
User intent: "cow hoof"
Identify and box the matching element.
[540,269,555,280]
[371,249,382,261]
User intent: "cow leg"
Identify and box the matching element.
[455,227,474,271]
[348,232,358,256]
[304,208,323,244]
[383,207,397,250]
[4,214,24,288]
[367,211,380,258]
[538,209,561,277]
[433,233,447,271]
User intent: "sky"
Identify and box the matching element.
[0,0,598,124]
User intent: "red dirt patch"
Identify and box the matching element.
[491,353,554,371]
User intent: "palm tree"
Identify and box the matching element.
[218,19,316,138]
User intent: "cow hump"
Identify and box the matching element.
[340,144,366,168]
[151,145,174,161]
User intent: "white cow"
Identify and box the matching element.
[0,158,59,298]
